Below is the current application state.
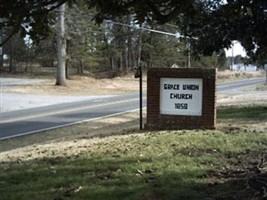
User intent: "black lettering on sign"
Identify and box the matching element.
[170,93,193,99]
[164,84,180,90]
[174,103,188,109]
[183,84,199,90]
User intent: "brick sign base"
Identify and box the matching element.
[145,68,216,130]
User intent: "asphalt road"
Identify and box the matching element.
[0,77,47,86]
[0,93,144,140]
[0,77,265,140]
[217,78,264,91]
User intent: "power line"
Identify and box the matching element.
[104,20,193,68]
[105,20,178,37]
[105,20,198,41]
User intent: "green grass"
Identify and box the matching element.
[0,105,267,200]
[217,105,267,121]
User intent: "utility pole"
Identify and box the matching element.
[0,47,3,73]
[231,43,234,70]
[265,64,267,85]
[188,42,191,68]
[137,30,143,130]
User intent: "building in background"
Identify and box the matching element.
[230,63,257,72]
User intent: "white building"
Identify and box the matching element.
[230,63,257,72]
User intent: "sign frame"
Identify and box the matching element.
[145,68,216,130]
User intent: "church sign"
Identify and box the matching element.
[145,68,216,130]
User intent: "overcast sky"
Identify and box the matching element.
[224,41,247,57]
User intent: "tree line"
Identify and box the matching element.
[0,1,227,81]
[1,0,266,86]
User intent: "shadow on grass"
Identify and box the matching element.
[0,156,208,200]
[0,154,267,200]
[2,154,266,200]
[1,146,266,200]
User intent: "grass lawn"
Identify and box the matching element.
[0,105,266,200]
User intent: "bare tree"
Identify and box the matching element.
[55,3,67,86]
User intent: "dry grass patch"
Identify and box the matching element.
[217,70,264,82]
[2,71,264,96]
[2,75,146,96]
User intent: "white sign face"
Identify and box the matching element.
[160,78,203,116]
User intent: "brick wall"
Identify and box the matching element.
[145,68,216,130]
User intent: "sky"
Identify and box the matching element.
[224,41,247,57]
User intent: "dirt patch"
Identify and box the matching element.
[217,91,267,106]
[2,75,146,96]
[217,70,265,82]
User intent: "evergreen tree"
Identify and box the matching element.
[65,2,104,73]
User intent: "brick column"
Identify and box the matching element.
[145,68,216,130]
